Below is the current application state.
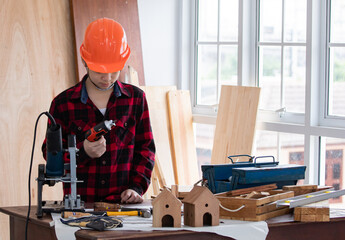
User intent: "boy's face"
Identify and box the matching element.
[88,69,120,90]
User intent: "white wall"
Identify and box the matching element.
[138,0,181,87]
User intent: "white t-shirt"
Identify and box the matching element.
[99,108,106,116]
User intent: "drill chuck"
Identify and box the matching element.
[85,120,116,142]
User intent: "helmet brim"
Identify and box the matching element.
[80,44,131,73]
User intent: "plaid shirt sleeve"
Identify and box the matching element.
[42,79,155,203]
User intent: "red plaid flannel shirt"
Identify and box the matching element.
[42,75,155,203]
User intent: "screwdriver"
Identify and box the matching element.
[85,120,116,142]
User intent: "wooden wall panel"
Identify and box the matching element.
[70,0,145,85]
[0,0,76,239]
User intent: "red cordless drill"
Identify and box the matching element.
[85,120,116,142]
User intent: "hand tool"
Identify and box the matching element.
[85,120,116,142]
[62,209,152,218]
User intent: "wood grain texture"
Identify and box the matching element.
[127,65,140,87]
[167,90,200,185]
[0,1,76,239]
[70,0,145,85]
[211,86,260,164]
[152,188,182,227]
[140,86,177,187]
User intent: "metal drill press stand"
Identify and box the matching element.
[36,135,84,218]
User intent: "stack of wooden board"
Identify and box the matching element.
[216,190,294,221]
[294,201,330,222]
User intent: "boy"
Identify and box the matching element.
[42,18,155,203]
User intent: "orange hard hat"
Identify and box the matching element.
[80,18,131,73]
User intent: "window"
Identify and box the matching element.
[327,0,345,118]
[191,1,345,208]
[195,0,239,107]
[258,0,307,114]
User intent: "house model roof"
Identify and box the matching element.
[182,186,219,204]
[152,188,182,206]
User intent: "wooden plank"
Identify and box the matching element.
[140,86,177,186]
[254,191,294,206]
[211,86,260,164]
[222,207,291,222]
[283,184,318,196]
[127,65,140,87]
[154,155,167,188]
[167,90,200,185]
[247,208,292,221]
[226,183,278,196]
[256,202,288,214]
[217,191,294,207]
[70,0,145,85]
[151,170,160,196]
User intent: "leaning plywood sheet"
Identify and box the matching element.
[167,90,200,185]
[140,86,177,187]
[211,86,260,164]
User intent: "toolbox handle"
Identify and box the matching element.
[254,155,278,167]
[228,154,254,164]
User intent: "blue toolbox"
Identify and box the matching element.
[202,155,306,194]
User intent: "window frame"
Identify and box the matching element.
[190,0,345,185]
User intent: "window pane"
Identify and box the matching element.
[281,133,305,184]
[198,0,218,42]
[324,137,345,208]
[330,0,345,43]
[255,132,305,184]
[284,0,307,43]
[280,133,305,165]
[328,47,345,116]
[254,130,278,161]
[255,132,305,165]
[197,45,218,105]
[194,123,215,176]
[284,46,306,113]
[259,0,282,42]
[220,45,238,86]
[258,46,281,110]
[219,0,238,42]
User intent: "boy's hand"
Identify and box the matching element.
[121,189,143,203]
[83,136,106,158]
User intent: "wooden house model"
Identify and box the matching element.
[152,188,183,227]
[182,186,220,227]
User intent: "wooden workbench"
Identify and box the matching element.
[1,205,345,240]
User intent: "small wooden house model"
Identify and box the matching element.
[152,188,183,227]
[182,186,220,227]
